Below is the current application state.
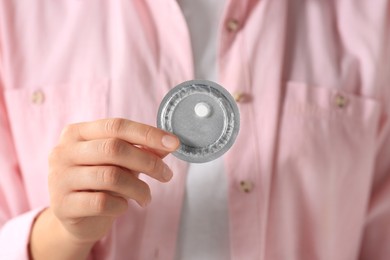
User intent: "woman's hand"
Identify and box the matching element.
[30,118,180,259]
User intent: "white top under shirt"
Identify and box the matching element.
[175,1,230,260]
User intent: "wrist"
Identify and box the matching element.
[30,208,95,260]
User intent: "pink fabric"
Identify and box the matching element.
[0,208,43,260]
[0,0,389,259]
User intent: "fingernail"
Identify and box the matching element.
[162,135,178,149]
[162,165,173,181]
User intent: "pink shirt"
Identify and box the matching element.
[1,0,389,259]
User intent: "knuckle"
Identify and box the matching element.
[90,193,108,214]
[48,167,59,187]
[100,138,123,157]
[48,146,63,165]
[105,118,125,135]
[60,124,76,140]
[144,126,154,143]
[50,195,68,219]
[98,167,122,186]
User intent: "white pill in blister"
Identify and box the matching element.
[194,102,211,118]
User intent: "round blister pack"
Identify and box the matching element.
[157,80,240,163]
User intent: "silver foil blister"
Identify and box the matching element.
[157,80,240,163]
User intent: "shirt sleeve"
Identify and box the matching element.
[0,208,44,260]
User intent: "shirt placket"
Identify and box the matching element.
[218,0,269,259]
[138,1,193,260]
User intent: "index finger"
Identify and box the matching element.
[60,118,180,152]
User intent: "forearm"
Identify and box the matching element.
[29,208,95,260]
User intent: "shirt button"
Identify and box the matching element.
[239,180,253,193]
[31,90,45,105]
[334,94,348,108]
[233,92,251,103]
[226,19,240,32]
